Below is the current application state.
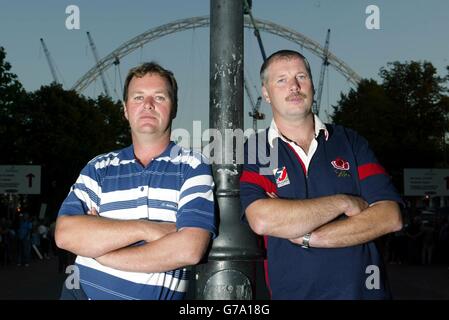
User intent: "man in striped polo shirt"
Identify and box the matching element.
[240,50,403,299]
[56,62,216,300]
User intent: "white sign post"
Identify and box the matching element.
[0,165,41,194]
[404,168,449,196]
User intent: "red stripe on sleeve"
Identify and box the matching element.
[240,170,277,193]
[358,163,387,181]
[240,171,274,297]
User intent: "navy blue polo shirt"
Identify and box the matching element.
[240,122,402,300]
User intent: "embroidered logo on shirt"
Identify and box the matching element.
[331,157,351,177]
[273,166,290,188]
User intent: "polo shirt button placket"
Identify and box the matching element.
[143,169,151,219]
[140,170,146,192]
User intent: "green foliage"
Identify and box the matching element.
[332,61,449,191]
[0,47,131,215]
[23,85,130,195]
[0,47,28,163]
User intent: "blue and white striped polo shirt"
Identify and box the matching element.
[58,142,216,300]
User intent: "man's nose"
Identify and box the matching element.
[289,78,301,92]
[143,96,155,110]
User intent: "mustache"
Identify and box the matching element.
[286,92,307,101]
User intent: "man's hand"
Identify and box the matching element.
[343,195,369,217]
[289,236,304,246]
[266,192,278,199]
[87,208,100,216]
[287,193,368,247]
[263,193,368,247]
[95,227,211,274]
[142,221,177,242]
[248,192,370,240]
[266,192,368,217]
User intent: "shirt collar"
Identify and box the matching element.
[268,114,329,148]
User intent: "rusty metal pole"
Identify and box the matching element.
[191,0,264,300]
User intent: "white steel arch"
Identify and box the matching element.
[72,16,361,93]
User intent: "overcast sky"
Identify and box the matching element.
[1,0,448,134]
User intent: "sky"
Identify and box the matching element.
[1,0,448,138]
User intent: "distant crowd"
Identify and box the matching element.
[379,208,449,266]
[0,212,74,271]
[1,208,449,270]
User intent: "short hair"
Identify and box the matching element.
[123,62,178,118]
[260,49,315,94]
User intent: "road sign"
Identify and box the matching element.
[404,168,449,196]
[0,165,41,194]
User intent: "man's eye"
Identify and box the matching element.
[134,96,144,101]
[276,78,286,84]
[297,74,307,81]
[155,95,166,102]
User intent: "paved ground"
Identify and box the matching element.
[0,257,66,300]
[1,257,448,300]
[387,264,449,299]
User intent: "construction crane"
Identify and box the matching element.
[40,38,60,84]
[244,0,266,61]
[313,29,331,116]
[86,31,110,97]
[244,77,264,131]
[113,56,124,99]
[243,0,265,130]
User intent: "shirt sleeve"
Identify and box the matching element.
[58,161,102,217]
[176,152,217,239]
[348,128,404,206]
[239,136,277,221]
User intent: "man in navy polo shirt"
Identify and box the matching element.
[56,62,216,300]
[240,50,403,299]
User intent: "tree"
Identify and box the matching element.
[332,61,449,191]
[332,79,398,163]
[22,85,131,216]
[0,47,132,218]
[380,62,448,157]
[0,47,29,164]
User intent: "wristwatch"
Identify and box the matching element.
[301,233,312,249]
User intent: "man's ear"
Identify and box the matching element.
[123,101,129,120]
[262,86,271,104]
